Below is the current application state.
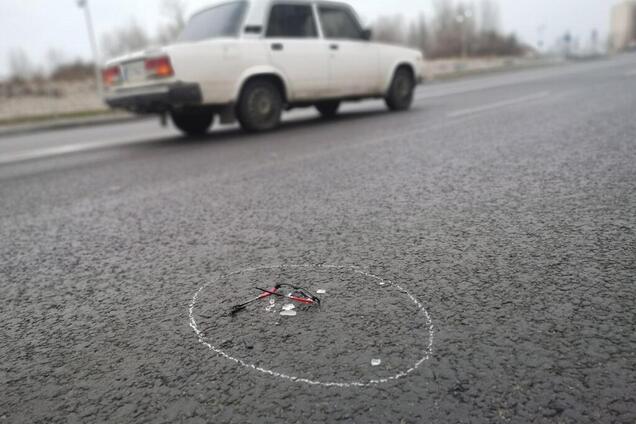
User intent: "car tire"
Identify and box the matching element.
[315,101,341,118]
[171,109,214,136]
[385,68,415,111]
[237,79,283,132]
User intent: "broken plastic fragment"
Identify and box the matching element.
[265,298,276,312]
[282,304,296,311]
[371,359,382,366]
[280,310,297,317]
[316,289,327,294]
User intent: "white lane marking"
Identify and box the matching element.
[446,91,551,118]
[189,264,435,388]
[0,132,173,165]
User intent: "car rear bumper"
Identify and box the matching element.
[104,83,203,113]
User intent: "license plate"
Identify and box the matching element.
[123,61,146,83]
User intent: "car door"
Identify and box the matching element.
[265,3,330,100]
[317,4,381,97]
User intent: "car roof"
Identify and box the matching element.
[189,0,312,17]
[189,0,355,25]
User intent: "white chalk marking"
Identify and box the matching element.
[447,91,551,118]
[188,264,435,388]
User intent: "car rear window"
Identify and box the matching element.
[179,1,247,42]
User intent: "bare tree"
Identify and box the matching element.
[373,15,407,45]
[428,0,463,58]
[157,0,187,44]
[425,0,524,58]
[46,48,67,76]
[101,20,151,59]
[50,59,95,82]
[8,49,33,82]
[479,0,500,33]
[408,13,429,55]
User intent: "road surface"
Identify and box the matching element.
[1,56,635,423]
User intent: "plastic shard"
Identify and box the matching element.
[282,304,296,311]
[280,310,297,317]
[371,359,382,367]
[265,298,276,312]
[316,289,327,294]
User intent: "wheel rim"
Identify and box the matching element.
[248,88,277,125]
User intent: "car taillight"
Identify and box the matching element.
[145,56,174,79]
[102,66,121,86]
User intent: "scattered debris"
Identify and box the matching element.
[316,289,327,294]
[282,304,296,311]
[230,286,280,316]
[371,359,382,367]
[230,284,321,316]
[280,310,297,317]
[265,297,276,312]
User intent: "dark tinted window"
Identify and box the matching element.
[266,4,317,38]
[179,2,247,42]
[318,6,363,40]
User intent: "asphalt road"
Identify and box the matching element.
[1,55,635,423]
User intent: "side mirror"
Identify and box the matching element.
[362,29,372,41]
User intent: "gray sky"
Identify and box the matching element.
[0,0,619,79]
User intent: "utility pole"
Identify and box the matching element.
[77,0,103,98]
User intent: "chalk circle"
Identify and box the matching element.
[189,264,434,388]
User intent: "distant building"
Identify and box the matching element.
[611,0,636,52]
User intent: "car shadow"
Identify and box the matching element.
[133,105,421,152]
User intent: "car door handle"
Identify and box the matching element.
[330,44,339,51]
[271,43,284,51]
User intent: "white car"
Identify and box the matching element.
[103,0,424,136]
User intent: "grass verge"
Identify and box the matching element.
[0,109,121,127]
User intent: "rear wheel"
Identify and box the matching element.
[385,67,415,111]
[236,79,283,132]
[170,109,214,136]
[315,100,341,119]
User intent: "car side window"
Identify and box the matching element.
[318,6,363,40]
[266,4,318,38]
